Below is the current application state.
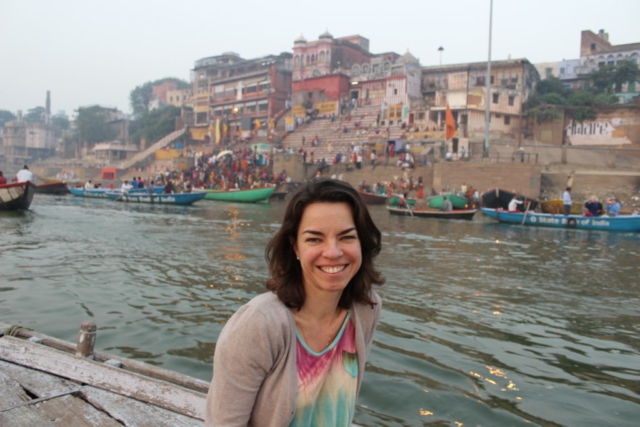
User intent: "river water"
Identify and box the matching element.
[2,195,639,426]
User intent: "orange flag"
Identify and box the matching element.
[445,103,456,140]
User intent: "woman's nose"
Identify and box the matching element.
[323,239,343,258]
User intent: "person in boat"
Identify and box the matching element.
[399,192,408,208]
[0,171,7,185]
[164,180,173,194]
[584,196,603,217]
[206,179,384,426]
[439,196,453,212]
[562,187,573,216]
[508,195,523,212]
[14,165,33,183]
[120,180,133,194]
[605,197,621,216]
[84,180,93,190]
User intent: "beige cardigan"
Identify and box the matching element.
[205,291,381,427]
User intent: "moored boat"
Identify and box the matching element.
[0,181,37,210]
[426,194,470,210]
[481,208,640,232]
[193,186,275,203]
[69,186,164,198]
[35,181,69,195]
[358,191,389,204]
[105,192,206,205]
[388,206,477,220]
[387,196,416,206]
[481,188,540,211]
[540,199,583,215]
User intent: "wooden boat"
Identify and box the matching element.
[358,191,389,204]
[0,321,207,424]
[35,181,69,195]
[427,194,470,210]
[481,208,640,232]
[105,192,206,205]
[540,199,583,215]
[388,206,477,220]
[69,187,164,198]
[0,181,37,210]
[193,185,275,203]
[387,196,416,206]
[481,188,540,211]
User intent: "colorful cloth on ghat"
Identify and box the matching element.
[289,314,358,427]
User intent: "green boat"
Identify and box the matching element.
[427,194,470,209]
[193,186,276,203]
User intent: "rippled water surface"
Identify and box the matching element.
[2,195,639,426]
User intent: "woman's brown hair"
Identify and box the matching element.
[265,178,384,310]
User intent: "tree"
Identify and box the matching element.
[52,116,70,130]
[589,65,616,94]
[535,77,568,97]
[0,110,16,127]
[75,106,117,145]
[129,105,181,146]
[613,60,639,92]
[129,77,190,116]
[24,106,46,123]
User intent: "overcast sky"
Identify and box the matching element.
[1,0,638,117]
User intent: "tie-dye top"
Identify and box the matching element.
[289,313,358,427]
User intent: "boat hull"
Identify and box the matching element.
[35,181,69,195]
[69,187,164,198]
[194,186,275,203]
[0,181,37,210]
[387,196,416,206]
[481,208,640,232]
[388,206,477,220]
[105,192,206,205]
[358,191,388,204]
[427,194,470,209]
[481,188,540,211]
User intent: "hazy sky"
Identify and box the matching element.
[1,0,638,117]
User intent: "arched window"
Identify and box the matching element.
[294,55,300,67]
[629,53,639,64]
[362,64,370,73]
[319,51,325,63]
[311,54,316,64]
[351,65,361,76]
[384,62,391,71]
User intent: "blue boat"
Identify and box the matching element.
[69,187,164,198]
[481,208,640,232]
[105,192,206,205]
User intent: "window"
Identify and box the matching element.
[493,93,499,104]
[590,43,596,51]
[246,85,257,94]
[260,82,270,92]
[394,89,398,95]
[476,76,485,86]
[196,112,207,124]
[490,76,495,84]
[560,67,565,74]
[417,112,425,120]
[258,102,268,112]
[511,74,518,83]
[508,95,515,106]
[504,116,511,125]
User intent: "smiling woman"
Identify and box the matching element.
[205,178,385,427]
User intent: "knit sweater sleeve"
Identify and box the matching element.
[205,298,287,426]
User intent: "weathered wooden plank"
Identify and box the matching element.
[0,371,58,426]
[0,336,206,420]
[0,322,209,393]
[0,360,122,426]
[82,386,203,427]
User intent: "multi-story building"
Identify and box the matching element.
[3,121,58,164]
[191,52,292,143]
[421,59,540,139]
[166,88,193,108]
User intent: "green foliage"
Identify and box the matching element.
[613,60,639,92]
[589,65,616,93]
[526,106,562,124]
[129,105,180,146]
[540,93,566,105]
[570,107,596,123]
[593,93,619,107]
[75,106,118,144]
[567,90,595,106]
[52,116,70,130]
[129,77,190,116]
[535,77,568,97]
[24,106,46,123]
[0,110,16,127]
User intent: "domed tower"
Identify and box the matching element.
[293,35,307,80]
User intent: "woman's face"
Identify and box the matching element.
[293,202,362,299]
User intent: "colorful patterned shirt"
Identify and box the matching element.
[289,314,358,427]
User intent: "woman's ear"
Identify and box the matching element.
[289,236,299,259]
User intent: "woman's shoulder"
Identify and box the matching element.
[236,292,292,322]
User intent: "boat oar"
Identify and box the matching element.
[521,202,531,225]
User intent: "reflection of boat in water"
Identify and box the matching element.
[388,206,477,220]
[540,199,582,215]
[105,192,206,205]
[481,188,540,211]
[481,208,640,232]
[193,186,275,203]
[0,181,37,210]
[426,194,470,210]
[358,191,388,204]
[35,181,69,195]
